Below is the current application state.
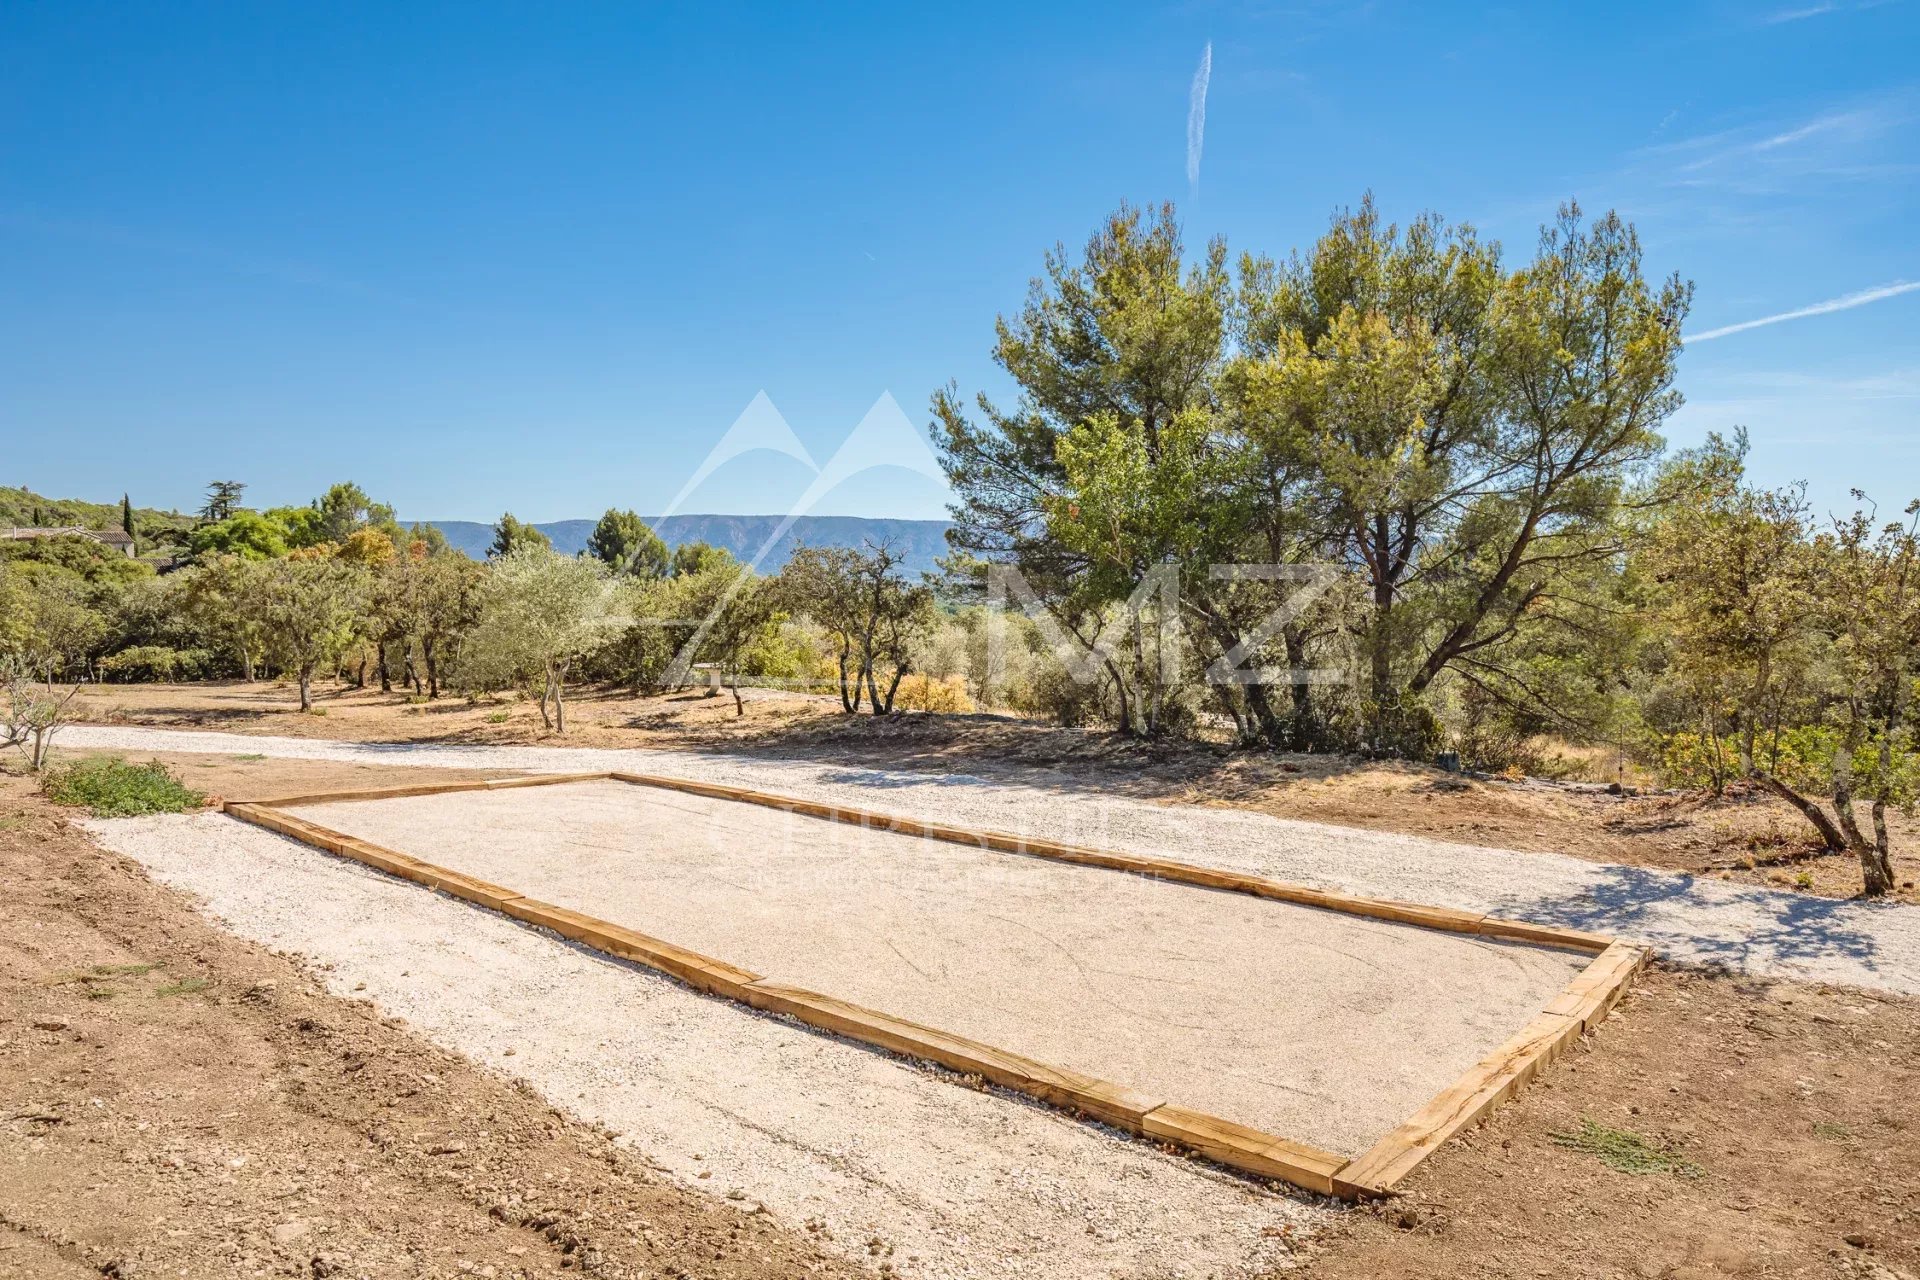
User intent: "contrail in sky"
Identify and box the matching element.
[1187,42,1212,192]
[1687,279,1920,341]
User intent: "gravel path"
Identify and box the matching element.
[85,811,1331,1280]
[66,725,1920,993]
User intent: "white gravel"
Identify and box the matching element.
[288,778,1587,1155]
[86,810,1332,1279]
[65,724,1920,994]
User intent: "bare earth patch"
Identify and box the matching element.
[1301,965,1920,1280]
[0,772,858,1280]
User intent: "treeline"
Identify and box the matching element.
[0,481,958,731]
[929,197,1918,895]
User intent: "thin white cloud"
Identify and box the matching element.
[1688,280,1920,342]
[1752,111,1861,152]
[1762,0,1893,21]
[1764,2,1839,21]
[1668,107,1878,174]
[1186,42,1212,192]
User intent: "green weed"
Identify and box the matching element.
[41,758,206,818]
[1550,1119,1703,1178]
[89,963,157,978]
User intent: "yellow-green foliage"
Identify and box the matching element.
[894,673,975,714]
[1658,726,1920,802]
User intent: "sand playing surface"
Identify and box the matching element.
[289,779,1586,1154]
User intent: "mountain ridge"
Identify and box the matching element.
[420,514,955,577]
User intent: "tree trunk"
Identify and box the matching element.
[1749,767,1849,852]
[1284,624,1316,750]
[1703,710,1726,794]
[1830,722,1870,850]
[1864,797,1896,897]
[377,643,391,693]
[880,663,907,715]
[298,666,313,712]
[551,662,567,734]
[837,643,860,713]
[731,674,745,718]
[1736,702,1847,851]
[1369,585,1394,715]
[424,640,440,700]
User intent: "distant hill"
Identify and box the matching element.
[3,485,958,579]
[1,485,194,535]
[422,514,955,579]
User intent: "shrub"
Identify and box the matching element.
[98,645,218,683]
[1011,654,1105,727]
[893,673,975,714]
[42,757,207,817]
[1655,725,1920,798]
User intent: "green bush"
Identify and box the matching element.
[1656,725,1920,800]
[42,757,207,817]
[98,644,217,683]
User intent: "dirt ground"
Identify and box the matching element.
[8,752,1919,1278]
[0,768,857,1280]
[1305,965,1920,1280]
[76,681,1920,904]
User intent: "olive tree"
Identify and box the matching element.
[184,555,272,680]
[778,543,936,715]
[670,563,780,716]
[259,554,369,711]
[466,546,625,732]
[2,655,79,771]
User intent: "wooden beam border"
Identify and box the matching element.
[224,770,1647,1199]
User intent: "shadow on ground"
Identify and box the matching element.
[1507,862,1904,979]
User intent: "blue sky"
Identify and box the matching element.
[2,1,1915,523]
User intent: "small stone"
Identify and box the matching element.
[427,1141,466,1156]
[32,1020,69,1032]
[270,1221,310,1245]
[1844,1233,1873,1249]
